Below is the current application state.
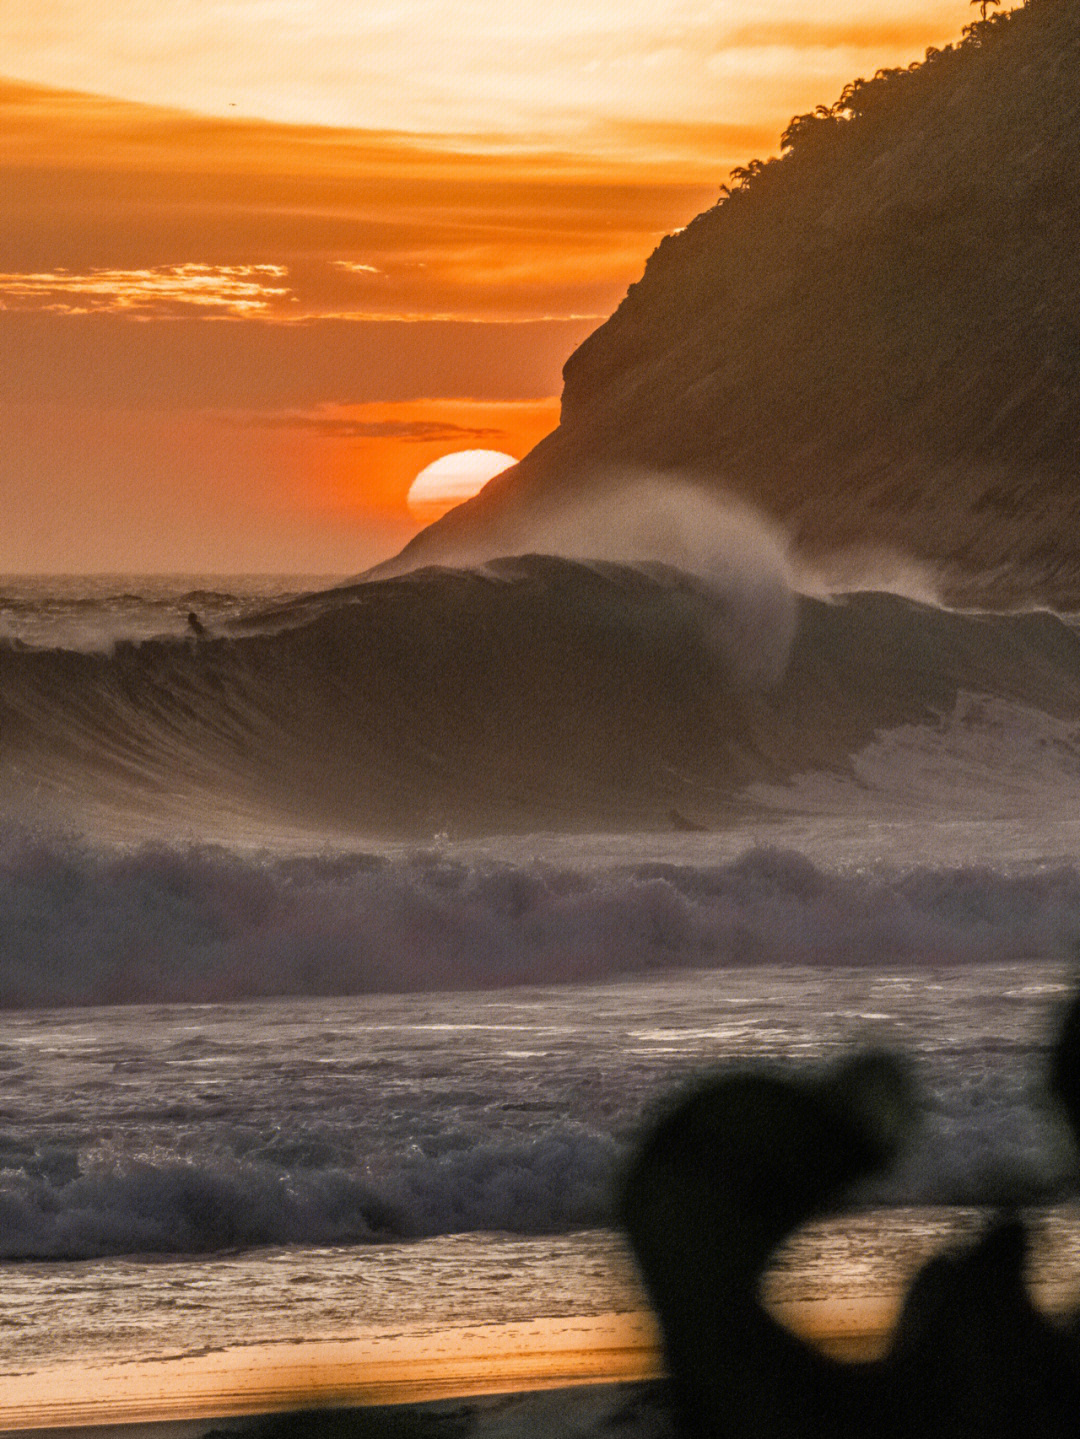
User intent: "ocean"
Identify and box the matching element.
[3,570,1080,1405]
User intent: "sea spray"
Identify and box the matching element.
[379,479,800,687]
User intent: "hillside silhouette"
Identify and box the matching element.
[393,0,1080,605]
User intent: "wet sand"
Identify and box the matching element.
[0,1297,915,1432]
[4,1213,1077,1432]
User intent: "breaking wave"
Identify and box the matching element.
[0,1064,1073,1260]
[4,833,1080,1009]
[4,556,1080,839]
[0,1127,618,1261]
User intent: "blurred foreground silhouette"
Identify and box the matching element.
[622,988,1080,1438]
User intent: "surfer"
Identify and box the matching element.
[187,610,208,638]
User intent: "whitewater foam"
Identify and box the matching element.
[0,1128,618,1260]
[0,965,1074,1260]
[747,693,1080,819]
[5,830,1080,1009]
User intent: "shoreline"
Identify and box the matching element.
[7,1284,1077,1433]
[3,1211,1077,1433]
[0,1297,910,1433]
[0,1313,659,1431]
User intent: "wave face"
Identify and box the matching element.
[4,558,1080,839]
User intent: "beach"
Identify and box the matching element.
[3,1210,1078,1434]
[2,1289,1073,1437]
[0,1304,901,1435]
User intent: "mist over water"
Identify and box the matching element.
[474,482,802,687]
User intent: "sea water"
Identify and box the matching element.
[0,965,1077,1369]
[4,576,1080,1374]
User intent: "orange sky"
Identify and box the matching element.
[0,0,975,573]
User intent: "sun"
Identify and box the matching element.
[407,449,517,522]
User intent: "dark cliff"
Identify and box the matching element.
[388,0,1080,604]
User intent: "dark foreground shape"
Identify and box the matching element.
[621,1013,1080,1439]
[1050,985,1080,1145]
[206,1405,461,1439]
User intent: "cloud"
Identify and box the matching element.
[249,414,507,442]
[0,0,973,137]
[0,263,292,316]
[0,79,721,325]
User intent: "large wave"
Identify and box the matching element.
[5,555,1080,839]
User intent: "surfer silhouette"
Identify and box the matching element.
[186,610,208,638]
[621,990,1080,1438]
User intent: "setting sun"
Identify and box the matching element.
[407,449,518,521]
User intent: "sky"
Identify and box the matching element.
[2,0,974,574]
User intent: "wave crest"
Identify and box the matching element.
[0,1127,618,1260]
[5,560,1080,839]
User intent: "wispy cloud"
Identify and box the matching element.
[0,264,292,316]
[0,0,973,136]
[250,413,507,441]
[1,81,721,325]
